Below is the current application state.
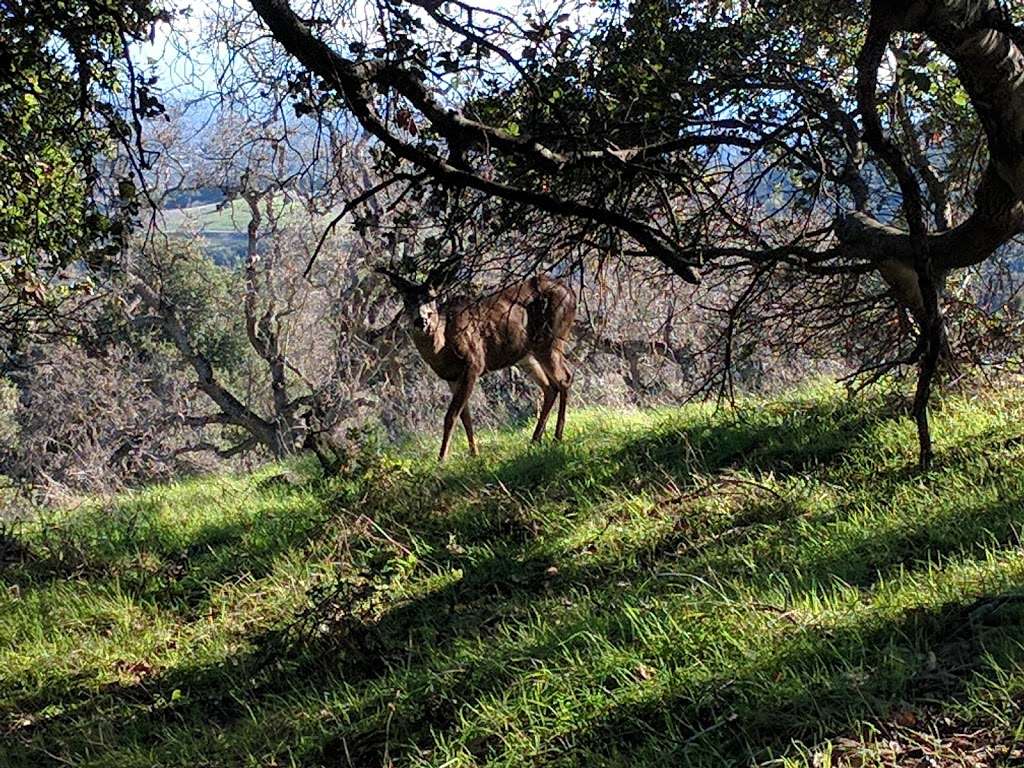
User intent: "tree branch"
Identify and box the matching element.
[247,0,700,282]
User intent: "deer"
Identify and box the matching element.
[379,269,576,460]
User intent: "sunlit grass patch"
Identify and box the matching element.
[3,383,1024,766]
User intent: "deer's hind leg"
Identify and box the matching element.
[448,380,478,456]
[519,356,557,442]
[538,351,572,441]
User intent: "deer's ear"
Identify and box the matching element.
[425,259,460,292]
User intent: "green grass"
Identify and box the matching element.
[159,198,318,234]
[4,383,1024,766]
[160,198,256,233]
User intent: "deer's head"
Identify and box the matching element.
[378,268,440,334]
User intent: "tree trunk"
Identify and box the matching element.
[850,0,1024,467]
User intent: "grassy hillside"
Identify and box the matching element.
[3,384,1024,766]
[157,198,338,266]
[160,198,269,233]
[159,197,318,235]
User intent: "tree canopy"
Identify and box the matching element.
[0,0,165,350]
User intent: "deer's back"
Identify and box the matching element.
[446,275,576,373]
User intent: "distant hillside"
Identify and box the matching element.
[158,198,312,266]
[161,187,226,210]
[3,385,1024,766]
[159,198,253,234]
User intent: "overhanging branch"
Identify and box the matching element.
[248,0,700,282]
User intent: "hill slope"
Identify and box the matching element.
[3,385,1024,766]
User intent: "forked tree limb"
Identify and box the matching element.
[852,0,1024,468]
[133,282,288,454]
[856,6,942,468]
[248,0,1024,281]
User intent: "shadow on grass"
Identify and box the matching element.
[3,395,888,605]
[8,563,1023,767]
[442,394,896,515]
[555,589,1024,766]
[1,477,333,616]
[6,395,1024,766]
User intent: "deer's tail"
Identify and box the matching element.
[527,275,577,351]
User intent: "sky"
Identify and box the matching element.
[141,0,599,99]
[137,0,219,98]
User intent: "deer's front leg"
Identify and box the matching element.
[440,371,479,461]
[448,380,479,456]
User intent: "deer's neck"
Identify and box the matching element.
[411,315,450,371]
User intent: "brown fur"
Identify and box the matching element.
[405,274,576,460]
